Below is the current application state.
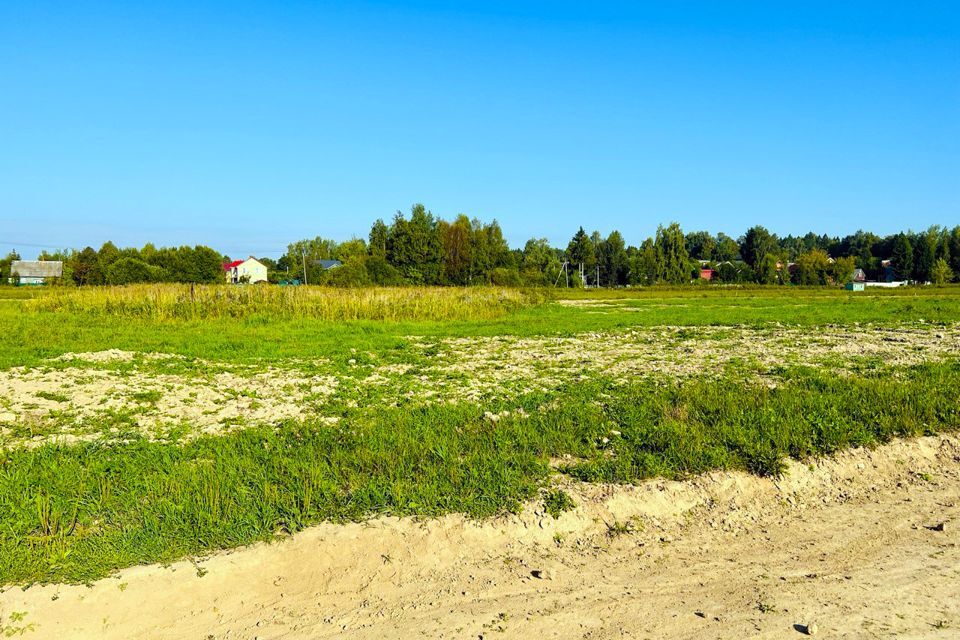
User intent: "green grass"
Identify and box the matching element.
[1,285,959,585]
[1,286,958,369]
[1,362,958,584]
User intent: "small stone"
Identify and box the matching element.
[930,522,946,532]
[531,569,552,580]
[805,622,818,635]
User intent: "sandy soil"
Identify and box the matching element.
[4,324,957,449]
[2,434,957,639]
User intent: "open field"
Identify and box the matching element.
[0,285,959,636]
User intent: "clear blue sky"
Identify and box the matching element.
[1,1,957,259]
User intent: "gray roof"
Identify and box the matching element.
[314,259,343,269]
[11,260,63,278]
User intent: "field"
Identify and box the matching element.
[1,285,959,637]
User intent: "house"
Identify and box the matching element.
[845,281,865,292]
[852,268,867,283]
[9,260,63,285]
[313,259,342,270]
[223,257,268,284]
[699,268,714,281]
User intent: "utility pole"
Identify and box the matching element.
[554,260,569,288]
[301,250,308,285]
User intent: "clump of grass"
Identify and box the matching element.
[30,285,545,322]
[36,391,69,403]
[542,489,575,519]
[605,519,638,538]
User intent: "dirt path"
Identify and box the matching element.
[3,435,958,639]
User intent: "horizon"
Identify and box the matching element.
[2,1,958,259]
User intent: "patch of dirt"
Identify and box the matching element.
[2,325,957,448]
[3,434,958,639]
[0,352,337,448]
[414,324,960,400]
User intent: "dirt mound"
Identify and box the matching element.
[2,435,958,639]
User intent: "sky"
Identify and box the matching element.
[1,1,958,259]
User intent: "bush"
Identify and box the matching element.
[105,258,168,285]
[490,267,521,287]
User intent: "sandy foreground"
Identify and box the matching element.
[2,435,958,639]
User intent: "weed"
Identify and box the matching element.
[35,391,69,403]
[606,520,638,538]
[543,490,575,519]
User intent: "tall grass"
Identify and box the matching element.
[29,284,545,321]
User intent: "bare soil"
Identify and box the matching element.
[3,434,958,639]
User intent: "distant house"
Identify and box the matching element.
[852,268,867,283]
[314,259,342,270]
[223,257,268,284]
[699,268,714,281]
[10,260,63,285]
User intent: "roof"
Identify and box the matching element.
[222,260,244,270]
[11,260,63,278]
[314,259,343,269]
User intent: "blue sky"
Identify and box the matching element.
[1,1,957,258]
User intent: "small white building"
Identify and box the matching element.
[10,260,63,285]
[223,257,268,284]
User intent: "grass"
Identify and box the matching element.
[29,284,543,321]
[543,489,576,519]
[1,362,958,584]
[0,285,958,584]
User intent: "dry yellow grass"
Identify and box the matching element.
[28,284,544,321]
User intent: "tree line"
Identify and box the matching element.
[0,243,224,285]
[278,205,959,286]
[4,204,959,286]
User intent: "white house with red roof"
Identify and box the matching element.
[223,257,268,284]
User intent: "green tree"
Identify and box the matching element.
[829,255,857,285]
[72,246,103,285]
[950,226,960,277]
[912,228,938,282]
[685,231,717,261]
[520,238,560,285]
[714,233,741,262]
[599,230,628,286]
[931,258,954,285]
[365,256,403,285]
[105,257,166,285]
[755,253,781,285]
[890,233,914,280]
[566,227,595,279]
[740,226,776,267]
[0,250,21,284]
[654,223,690,284]
[368,219,388,259]
[740,226,778,282]
[439,215,473,284]
[628,239,658,285]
